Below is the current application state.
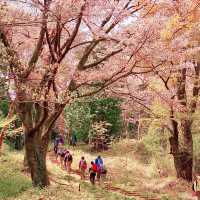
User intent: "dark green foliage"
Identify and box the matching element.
[89,98,122,136]
[65,97,123,142]
[0,98,9,117]
[5,132,24,150]
[4,116,24,150]
[65,100,92,142]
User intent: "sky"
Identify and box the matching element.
[6,0,40,14]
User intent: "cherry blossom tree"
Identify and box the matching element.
[129,0,200,181]
[108,0,200,182]
[0,0,156,187]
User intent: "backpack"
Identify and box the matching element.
[80,160,87,170]
[67,154,73,162]
[98,158,103,165]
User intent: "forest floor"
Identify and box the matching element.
[0,139,197,200]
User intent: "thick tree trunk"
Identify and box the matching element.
[177,120,193,181]
[25,127,50,187]
[169,103,193,182]
[170,138,193,181]
[174,151,192,181]
[169,118,193,181]
[169,115,180,177]
[171,68,192,181]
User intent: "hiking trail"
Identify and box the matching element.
[48,152,160,200]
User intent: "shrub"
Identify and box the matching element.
[65,97,123,143]
[0,98,9,117]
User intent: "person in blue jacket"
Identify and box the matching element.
[95,155,104,181]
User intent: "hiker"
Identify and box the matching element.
[89,161,97,185]
[97,155,103,166]
[54,134,64,155]
[95,155,104,181]
[64,151,73,172]
[79,156,87,179]
[60,134,65,145]
[192,175,200,199]
[57,143,65,168]
[71,130,77,147]
[54,135,60,154]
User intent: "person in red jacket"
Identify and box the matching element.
[89,161,97,185]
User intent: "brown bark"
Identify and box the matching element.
[23,152,29,169]
[169,113,180,176]
[16,101,65,187]
[169,67,194,182]
[25,127,50,187]
[169,121,193,181]
[166,66,196,182]
[170,120,193,181]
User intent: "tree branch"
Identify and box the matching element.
[22,1,49,78]
[80,48,123,70]
[77,40,101,70]
[58,4,85,63]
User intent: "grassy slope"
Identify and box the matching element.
[0,140,195,200]
[0,145,133,200]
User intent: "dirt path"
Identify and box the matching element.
[48,152,160,200]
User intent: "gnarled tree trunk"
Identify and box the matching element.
[16,100,65,187]
[25,127,50,187]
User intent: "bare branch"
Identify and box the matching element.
[80,48,123,70]
[58,4,85,63]
[45,29,57,62]
[77,40,102,70]
[69,40,93,50]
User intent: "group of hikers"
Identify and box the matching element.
[53,134,107,185]
[54,133,200,197]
